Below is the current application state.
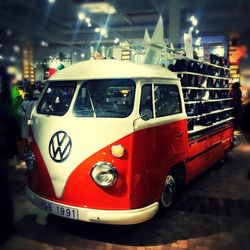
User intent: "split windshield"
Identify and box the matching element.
[74,79,135,118]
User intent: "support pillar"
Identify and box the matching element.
[169,0,181,47]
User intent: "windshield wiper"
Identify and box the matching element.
[86,88,97,118]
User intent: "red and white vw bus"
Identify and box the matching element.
[26,59,234,224]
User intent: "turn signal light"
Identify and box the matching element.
[111,144,125,158]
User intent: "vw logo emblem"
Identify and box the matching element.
[49,131,72,163]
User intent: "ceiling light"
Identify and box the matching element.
[13,45,20,52]
[48,0,56,3]
[114,38,120,44]
[100,28,107,36]
[81,2,116,14]
[73,52,77,55]
[9,56,16,62]
[87,23,92,27]
[81,53,85,58]
[195,37,202,46]
[40,41,48,47]
[189,26,194,32]
[85,17,91,23]
[189,16,198,26]
[95,27,100,32]
[6,29,12,36]
[195,29,199,34]
[78,12,86,21]
[0,55,4,60]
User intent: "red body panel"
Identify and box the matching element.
[186,124,234,183]
[28,131,56,198]
[28,121,234,210]
[61,134,133,209]
[28,133,133,209]
[130,119,188,208]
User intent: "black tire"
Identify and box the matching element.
[215,149,229,169]
[160,175,176,208]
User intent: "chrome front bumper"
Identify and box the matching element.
[26,187,159,225]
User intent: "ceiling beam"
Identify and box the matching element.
[122,15,133,25]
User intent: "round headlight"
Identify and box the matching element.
[91,162,117,187]
[111,144,125,158]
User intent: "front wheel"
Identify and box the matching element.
[160,175,176,208]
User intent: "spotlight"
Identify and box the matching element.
[9,56,16,62]
[85,17,91,23]
[195,29,199,34]
[40,41,48,47]
[95,27,100,32]
[100,28,107,36]
[13,45,20,52]
[189,16,198,26]
[189,26,194,32]
[73,52,77,55]
[195,37,202,46]
[114,38,120,44]
[6,29,12,36]
[0,55,4,60]
[78,12,86,21]
[81,53,85,58]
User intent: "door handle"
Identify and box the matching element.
[176,131,183,137]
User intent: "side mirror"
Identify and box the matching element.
[140,109,153,121]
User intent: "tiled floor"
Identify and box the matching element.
[1,134,250,250]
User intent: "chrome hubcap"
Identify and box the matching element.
[161,175,176,208]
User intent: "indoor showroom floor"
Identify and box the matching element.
[1,133,250,250]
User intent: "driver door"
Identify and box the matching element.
[131,81,187,207]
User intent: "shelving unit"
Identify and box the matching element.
[168,52,230,70]
[171,58,234,134]
[182,87,230,90]
[185,98,232,104]
[176,71,229,80]
[187,107,233,119]
[188,117,234,134]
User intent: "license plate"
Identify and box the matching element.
[36,199,78,220]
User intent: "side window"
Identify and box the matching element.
[154,84,182,118]
[139,84,153,120]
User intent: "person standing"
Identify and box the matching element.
[9,75,26,165]
[0,66,14,244]
[230,82,242,130]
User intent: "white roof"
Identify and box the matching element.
[50,59,178,81]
